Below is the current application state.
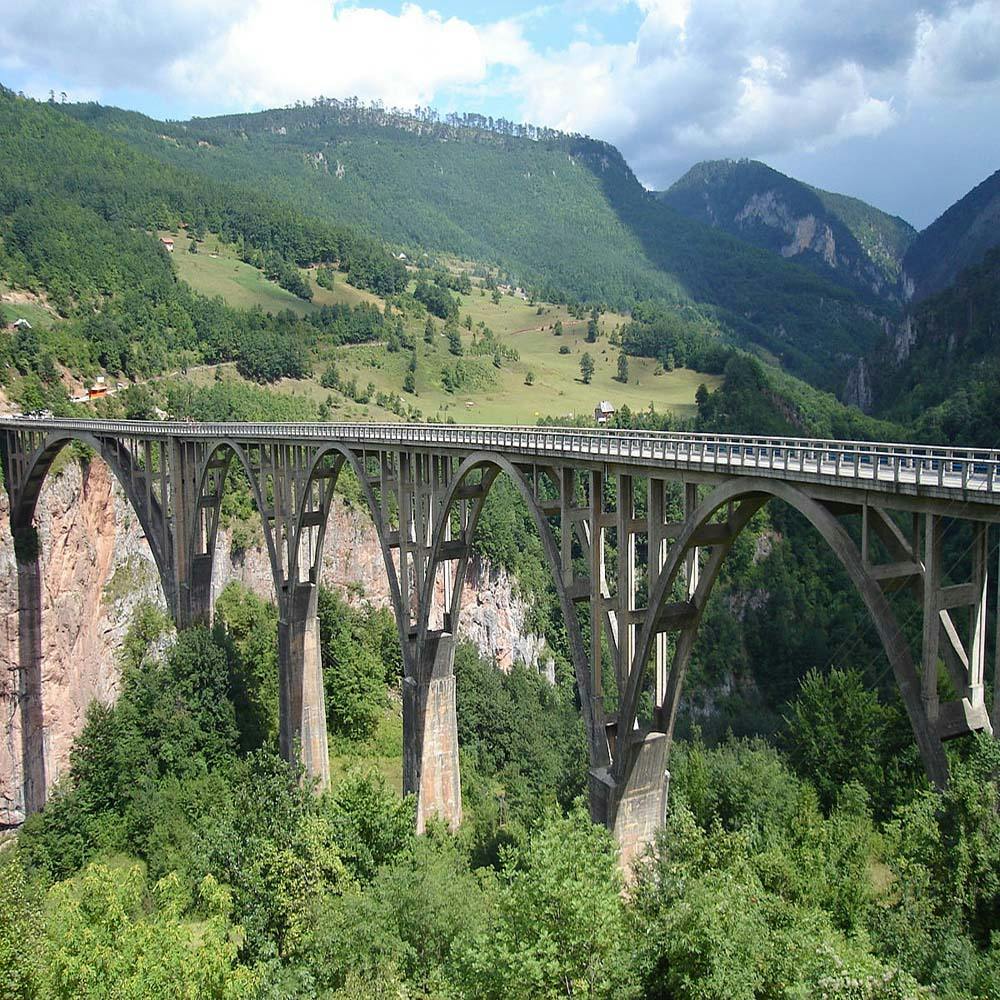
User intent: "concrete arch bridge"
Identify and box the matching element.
[3,417,999,864]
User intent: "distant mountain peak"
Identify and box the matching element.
[660,158,916,302]
[902,165,1000,302]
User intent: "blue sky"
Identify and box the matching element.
[2,1,999,228]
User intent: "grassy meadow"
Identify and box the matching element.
[164,233,721,424]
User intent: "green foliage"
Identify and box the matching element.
[0,90,404,388]
[37,863,259,998]
[580,351,594,383]
[784,668,913,812]
[455,810,633,999]
[318,587,391,742]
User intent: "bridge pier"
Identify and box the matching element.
[404,631,462,832]
[15,536,46,817]
[277,582,330,790]
[178,552,214,628]
[590,731,670,871]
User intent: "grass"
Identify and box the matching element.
[166,239,721,424]
[0,285,60,330]
[320,291,721,424]
[161,231,379,315]
[329,700,404,794]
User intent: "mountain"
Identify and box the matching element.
[56,99,892,389]
[660,159,916,301]
[902,166,1000,302]
[846,245,1000,446]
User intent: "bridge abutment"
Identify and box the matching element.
[404,631,462,832]
[278,583,330,791]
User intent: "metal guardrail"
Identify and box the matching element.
[2,416,999,499]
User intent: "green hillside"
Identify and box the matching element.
[58,99,891,389]
[902,165,1000,301]
[861,246,1000,446]
[661,158,915,298]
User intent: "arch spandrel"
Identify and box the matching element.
[624,477,948,790]
[415,451,606,769]
[7,430,173,601]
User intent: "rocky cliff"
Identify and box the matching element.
[1,459,549,824]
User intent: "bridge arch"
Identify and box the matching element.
[290,443,406,637]
[2,431,174,819]
[12,431,171,595]
[624,477,948,789]
[415,451,603,766]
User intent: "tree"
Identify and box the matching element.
[616,352,629,383]
[403,370,416,394]
[695,382,710,414]
[586,317,598,342]
[424,316,436,344]
[553,320,563,337]
[448,326,463,356]
[455,812,630,999]
[524,371,535,386]
[580,353,595,384]
[783,668,890,809]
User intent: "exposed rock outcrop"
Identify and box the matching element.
[1,460,548,824]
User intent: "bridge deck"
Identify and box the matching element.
[4,417,999,513]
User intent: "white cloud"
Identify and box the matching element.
[170,1,494,111]
[0,0,997,197]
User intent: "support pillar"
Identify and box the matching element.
[178,553,214,628]
[589,731,669,872]
[404,631,462,832]
[278,582,330,790]
[15,537,46,816]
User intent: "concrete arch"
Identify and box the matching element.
[12,431,171,599]
[3,431,174,817]
[291,443,406,638]
[625,477,948,789]
[190,439,282,605]
[416,452,604,767]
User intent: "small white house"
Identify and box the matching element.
[11,318,32,331]
[595,400,615,425]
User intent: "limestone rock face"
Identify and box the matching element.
[1,462,545,825]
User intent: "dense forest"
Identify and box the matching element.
[0,87,406,409]
[4,577,998,998]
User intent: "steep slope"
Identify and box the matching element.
[660,159,915,300]
[58,99,890,389]
[902,166,1000,302]
[852,246,1000,446]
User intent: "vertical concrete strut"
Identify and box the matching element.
[278,582,330,789]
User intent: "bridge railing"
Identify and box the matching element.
[2,417,999,497]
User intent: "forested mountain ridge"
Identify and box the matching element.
[845,245,1000,446]
[56,97,892,389]
[0,87,411,406]
[660,158,916,301]
[902,165,1000,301]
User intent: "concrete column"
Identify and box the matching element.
[278,582,330,790]
[16,541,46,816]
[403,631,462,831]
[590,731,669,873]
[175,553,215,629]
